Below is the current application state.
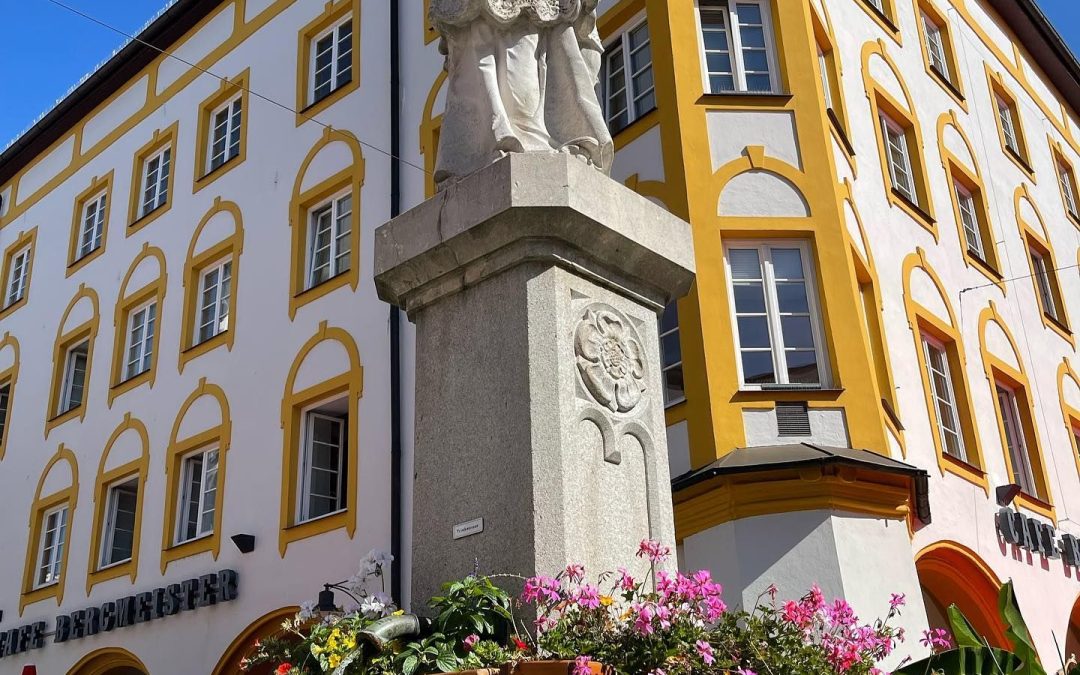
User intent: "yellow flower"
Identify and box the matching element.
[329,654,342,668]
[600,595,614,607]
[393,609,405,616]
[343,636,357,650]
[312,645,324,655]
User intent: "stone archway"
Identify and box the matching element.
[212,607,299,675]
[67,648,148,675]
[916,542,1008,648]
[1064,595,1080,664]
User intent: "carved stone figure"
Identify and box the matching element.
[575,307,647,414]
[429,0,614,188]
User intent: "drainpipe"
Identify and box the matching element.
[388,0,404,609]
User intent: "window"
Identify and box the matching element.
[996,384,1037,497]
[921,335,967,462]
[954,182,984,258]
[0,380,9,450]
[1030,248,1062,324]
[726,242,827,388]
[659,303,684,406]
[99,478,138,569]
[298,405,348,522]
[76,192,107,262]
[207,96,242,173]
[123,301,156,382]
[602,19,655,133]
[176,448,219,544]
[1057,156,1079,220]
[59,341,89,415]
[310,18,353,106]
[197,261,232,345]
[921,12,949,81]
[817,46,834,111]
[990,86,1031,170]
[880,113,916,203]
[139,145,171,219]
[34,506,68,589]
[698,0,778,94]
[4,245,30,308]
[306,192,352,289]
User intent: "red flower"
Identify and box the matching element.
[275,664,293,675]
[512,636,528,652]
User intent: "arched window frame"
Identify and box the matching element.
[46,284,101,436]
[20,445,79,615]
[0,332,20,461]
[86,414,150,592]
[1014,184,1074,346]
[179,198,245,372]
[108,244,167,406]
[66,171,113,277]
[1058,358,1080,480]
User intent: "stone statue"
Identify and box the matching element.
[430,0,615,188]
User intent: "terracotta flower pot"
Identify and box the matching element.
[453,669,500,675]
[501,660,607,675]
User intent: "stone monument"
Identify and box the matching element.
[375,0,695,606]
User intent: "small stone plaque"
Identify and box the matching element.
[453,518,484,540]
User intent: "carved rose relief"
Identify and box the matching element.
[575,308,647,413]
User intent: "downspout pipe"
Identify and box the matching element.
[388,0,404,608]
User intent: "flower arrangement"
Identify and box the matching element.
[242,541,909,675]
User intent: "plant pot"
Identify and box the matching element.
[453,670,501,675]
[501,660,607,675]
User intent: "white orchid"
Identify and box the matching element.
[360,591,395,618]
[298,600,318,620]
[360,548,394,577]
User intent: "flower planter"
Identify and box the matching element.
[502,661,607,675]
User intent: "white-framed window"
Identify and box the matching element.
[659,303,684,406]
[602,18,655,133]
[1058,159,1079,218]
[725,241,828,388]
[77,192,107,261]
[306,191,352,289]
[921,335,966,462]
[1030,249,1060,322]
[59,341,89,415]
[816,46,834,111]
[866,0,886,12]
[5,245,30,308]
[197,260,232,345]
[954,182,984,258]
[880,113,916,203]
[996,384,1037,496]
[139,145,171,218]
[996,95,1021,156]
[921,12,950,82]
[298,402,348,523]
[0,380,10,446]
[35,505,68,589]
[698,0,778,94]
[124,301,157,381]
[207,96,242,173]
[99,478,138,569]
[176,447,219,545]
[310,18,353,105]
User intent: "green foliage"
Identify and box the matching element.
[430,575,514,642]
[894,647,1024,675]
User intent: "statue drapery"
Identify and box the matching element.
[430,0,615,188]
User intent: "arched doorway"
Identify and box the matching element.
[1064,595,1080,664]
[67,648,148,675]
[213,607,299,675]
[916,542,1008,648]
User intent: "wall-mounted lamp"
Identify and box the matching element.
[996,483,1022,507]
[231,534,256,554]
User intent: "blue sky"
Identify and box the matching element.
[1,0,1079,146]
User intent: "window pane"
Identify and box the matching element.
[729,248,762,279]
[770,249,804,279]
[781,316,815,349]
[661,332,682,367]
[785,351,820,384]
[775,282,809,313]
[737,317,771,348]
[741,352,776,384]
[733,283,767,313]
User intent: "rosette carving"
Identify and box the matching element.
[575,308,647,413]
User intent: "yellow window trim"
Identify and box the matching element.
[179,198,245,373]
[69,648,150,675]
[985,66,1036,182]
[863,41,936,236]
[0,333,19,461]
[1014,184,1074,345]
[1049,136,1080,231]
[279,322,363,556]
[20,445,78,616]
[902,249,988,494]
[160,378,231,574]
[46,285,101,438]
[855,0,902,45]
[66,171,114,277]
[0,227,38,321]
[85,414,149,593]
[126,121,180,236]
[294,0,361,126]
[1059,358,1080,480]
[810,3,853,147]
[936,111,1005,288]
[288,129,365,319]
[912,0,967,110]
[108,244,168,407]
[978,304,1055,520]
[192,69,250,194]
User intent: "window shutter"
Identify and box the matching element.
[776,402,811,437]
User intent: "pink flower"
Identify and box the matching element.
[575,584,601,610]
[463,634,479,652]
[632,602,655,634]
[736,670,757,675]
[616,566,636,592]
[807,584,826,611]
[573,656,592,675]
[766,584,778,600]
[565,563,585,583]
[920,628,953,651]
[636,539,671,563]
[695,640,715,666]
[522,575,561,604]
[890,593,906,610]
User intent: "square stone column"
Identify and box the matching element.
[375,153,695,606]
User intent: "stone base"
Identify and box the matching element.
[375,153,695,607]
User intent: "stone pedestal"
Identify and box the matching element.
[375,153,695,606]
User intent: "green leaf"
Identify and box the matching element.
[893,646,1023,675]
[436,653,460,673]
[403,654,420,675]
[947,605,984,649]
[999,580,1046,675]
